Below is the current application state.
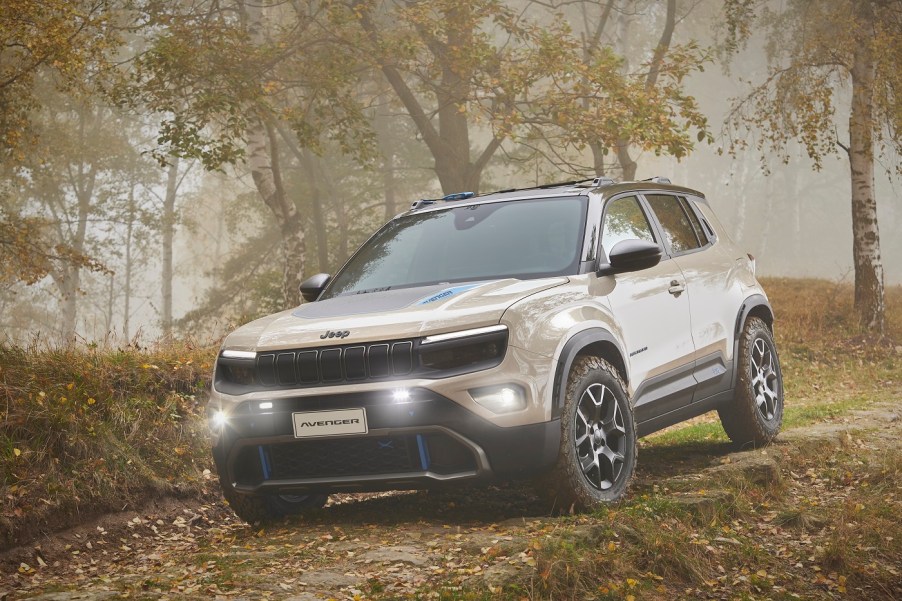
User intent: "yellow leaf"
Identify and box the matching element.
[608,541,616,551]
[13,448,21,457]
[756,570,767,578]
[66,382,74,390]
[87,397,96,405]
[627,578,638,587]
[626,596,635,601]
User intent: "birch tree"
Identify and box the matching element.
[723,0,901,335]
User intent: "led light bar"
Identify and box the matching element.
[421,325,507,345]
[221,349,256,359]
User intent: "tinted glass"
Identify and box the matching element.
[679,196,707,244]
[601,196,655,258]
[323,197,587,298]
[645,194,701,254]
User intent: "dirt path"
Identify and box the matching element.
[2,407,900,600]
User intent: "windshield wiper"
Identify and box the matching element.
[350,286,393,295]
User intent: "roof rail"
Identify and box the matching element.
[593,176,616,187]
[643,176,672,184]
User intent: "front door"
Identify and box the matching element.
[597,195,696,423]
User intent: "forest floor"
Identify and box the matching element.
[1,279,901,600]
[1,398,900,601]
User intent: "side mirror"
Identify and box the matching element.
[597,239,662,276]
[299,273,331,302]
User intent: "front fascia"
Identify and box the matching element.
[210,343,555,429]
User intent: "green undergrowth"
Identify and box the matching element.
[0,343,216,550]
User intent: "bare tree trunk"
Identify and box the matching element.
[849,5,885,334]
[161,158,179,338]
[123,183,135,341]
[359,6,501,195]
[615,0,676,180]
[383,148,397,220]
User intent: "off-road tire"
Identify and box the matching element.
[221,488,328,524]
[540,356,637,512]
[718,316,784,448]
[216,464,327,524]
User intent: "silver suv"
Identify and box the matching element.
[209,177,784,522]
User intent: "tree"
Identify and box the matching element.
[128,0,373,307]
[354,0,577,194]
[518,0,711,179]
[722,0,901,335]
[0,0,117,161]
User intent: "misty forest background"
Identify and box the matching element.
[2,0,900,346]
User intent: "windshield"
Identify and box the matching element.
[322,196,587,298]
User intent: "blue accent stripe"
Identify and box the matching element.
[258,445,271,480]
[416,434,430,471]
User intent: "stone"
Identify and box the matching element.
[360,545,428,566]
[705,453,781,487]
[479,561,524,588]
[300,571,361,589]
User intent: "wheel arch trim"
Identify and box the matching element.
[731,294,774,387]
[551,328,628,419]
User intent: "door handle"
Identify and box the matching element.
[668,280,685,296]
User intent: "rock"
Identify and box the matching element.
[360,545,428,566]
[669,490,734,521]
[300,570,361,589]
[459,532,525,556]
[705,453,781,487]
[285,595,325,601]
[850,409,900,423]
[479,561,524,588]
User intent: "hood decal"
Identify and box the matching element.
[415,283,485,305]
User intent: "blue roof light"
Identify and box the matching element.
[442,192,476,201]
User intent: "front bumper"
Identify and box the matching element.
[212,388,560,496]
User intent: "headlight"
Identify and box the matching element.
[419,325,508,373]
[216,350,257,387]
[469,384,527,414]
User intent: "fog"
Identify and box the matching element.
[1,0,898,344]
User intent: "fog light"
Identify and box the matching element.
[392,388,411,403]
[210,410,228,430]
[470,385,527,414]
[259,402,273,410]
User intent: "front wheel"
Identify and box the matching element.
[541,356,637,512]
[718,316,784,448]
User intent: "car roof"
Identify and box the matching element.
[402,179,706,216]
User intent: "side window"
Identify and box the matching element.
[678,196,708,245]
[601,196,656,258]
[645,194,702,254]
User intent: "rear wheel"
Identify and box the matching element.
[541,356,637,512]
[718,316,784,448]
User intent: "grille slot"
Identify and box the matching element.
[233,433,479,484]
[267,436,420,479]
[256,339,418,388]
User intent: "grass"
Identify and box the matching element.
[0,343,216,550]
[2,277,900,599]
[511,278,902,601]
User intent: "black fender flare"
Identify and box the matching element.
[551,328,626,419]
[731,294,774,387]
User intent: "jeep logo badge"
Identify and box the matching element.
[320,329,350,339]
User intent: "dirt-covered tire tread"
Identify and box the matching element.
[540,355,637,513]
[718,316,783,449]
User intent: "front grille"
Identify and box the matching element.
[256,341,414,388]
[233,433,478,485]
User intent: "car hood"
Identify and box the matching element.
[222,278,568,352]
